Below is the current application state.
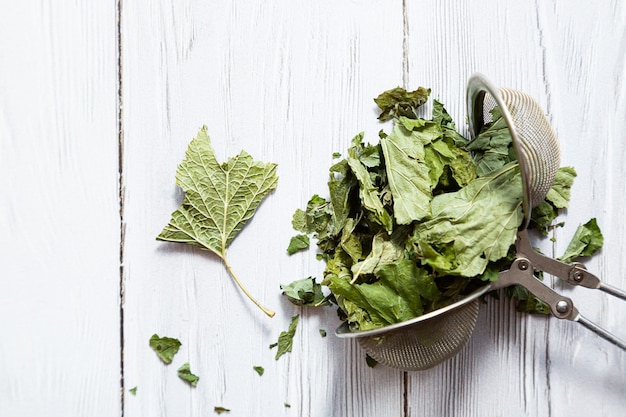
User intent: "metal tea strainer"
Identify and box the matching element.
[335,73,626,371]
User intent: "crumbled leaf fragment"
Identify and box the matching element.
[412,163,523,277]
[281,277,329,306]
[269,342,278,349]
[332,152,342,158]
[374,86,431,121]
[214,406,231,414]
[380,121,434,224]
[284,403,292,408]
[291,209,308,232]
[319,329,327,337]
[365,354,378,368]
[287,234,310,255]
[559,218,604,263]
[531,167,577,234]
[466,107,515,176]
[330,259,441,331]
[177,363,199,387]
[274,315,299,360]
[253,366,264,376]
[157,126,278,318]
[507,285,550,315]
[129,387,137,396]
[149,334,181,364]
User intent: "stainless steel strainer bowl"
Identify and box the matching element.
[335,74,560,371]
[335,285,491,370]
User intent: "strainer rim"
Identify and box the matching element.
[334,284,492,338]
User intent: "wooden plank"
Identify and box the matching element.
[121,1,405,416]
[0,2,121,416]
[404,1,626,416]
[537,1,626,415]
[403,2,552,416]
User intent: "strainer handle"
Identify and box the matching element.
[576,314,626,350]
[495,255,626,351]
[515,229,626,301]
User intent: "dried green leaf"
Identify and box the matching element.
[466,107,515,176]
[380,121,434,224]
[214,406,231,414]
[374,86,431,121]
[287,234,310,255]
[253,366,264,376]
[365,354,378,368]
[280,277,329,306]
[149,334,181,364]
[274,315,299,360]
[559,218,604,263]
[291,208,308,232]
[347,136,393,232]
[412,163,523,277]
[177,363,199,387]
[157,126,278,317]
[546,166,577,209]
[330,259,439,330]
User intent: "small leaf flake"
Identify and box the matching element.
[274,315,299,360]
[287,234,310,255]
[365,354,379,368]
[253,365,265,376]
[149,334,181,364]
[177,363,199,387]
[129,386,137,396]
[214,406,231,414]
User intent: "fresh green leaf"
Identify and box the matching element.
[287,234,310,255]
[157,127,278,317]
[274,315,299,360]
[374,86,431,121]
[149,334,181,364]
[412,163,523,277]
[280,277,330,306]
[177,363,199,387]
[559,218,604,263]
[214,406,231,414]
[253,366,264,376]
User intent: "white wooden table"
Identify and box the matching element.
[2,1,625,416]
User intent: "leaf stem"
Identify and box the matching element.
[221,252,275,318]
